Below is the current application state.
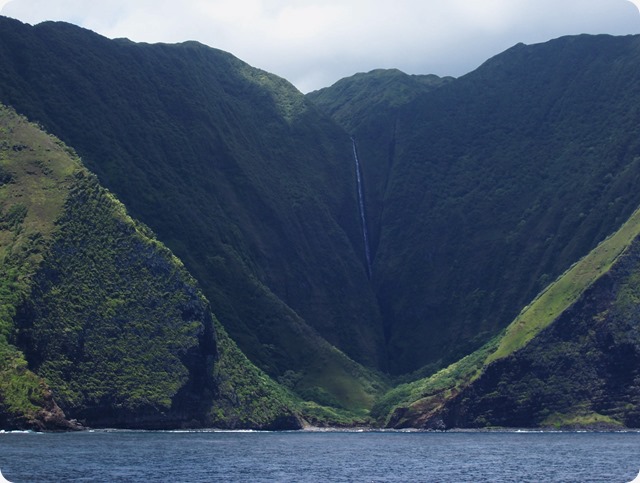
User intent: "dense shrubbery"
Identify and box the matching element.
[383,206,640,428]
[16,172,213,422]
[0,105,81,429]
[311,35,640,375]
[0,105,299,429]
[5,17,640,427]
[0,17,387,412]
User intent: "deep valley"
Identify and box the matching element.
[1,16,640,430]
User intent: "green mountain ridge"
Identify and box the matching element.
[381,204,640,429]
[307,69,453,261]
[0,105,299,430]
[311,33,640,376]
[2,16,640,429]
[0,16,388,415]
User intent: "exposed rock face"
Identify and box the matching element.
[0,380,81,431]
[29,388,82,431]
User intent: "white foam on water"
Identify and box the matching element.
[0,468,12,483]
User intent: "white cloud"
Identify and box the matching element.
[2,0,639,92]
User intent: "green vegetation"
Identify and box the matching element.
[0,17,388,413]
[488,205,640,364]
[311,35,640,376]
[17,171,213,421]
[0,104,302,429]
[5,18,640,428]
[208,320,301,429]
[541,409,623,430]
[0,347,61,429]
[0,105,82,428]
[210,318,388,428]
[382,203,640,428]
[307,69,452,266]
[307,69,452,132]
[372,339,499,427]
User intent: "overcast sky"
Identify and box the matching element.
[2,0,640,93]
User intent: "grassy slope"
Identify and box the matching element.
[0,104,304,429]
[380,203,640,428]
[208,320,301,429]
[487,206,640,363]
[0,105,81,429]
[0,17,387,412]
[334,35,640,375]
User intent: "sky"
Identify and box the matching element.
[1,0,640,93]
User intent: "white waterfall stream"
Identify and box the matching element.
[351,138,373,278]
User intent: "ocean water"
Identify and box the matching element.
[1,430,639,482]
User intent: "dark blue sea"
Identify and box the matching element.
[1,429,639,482]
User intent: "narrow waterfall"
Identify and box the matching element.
[351,138,373,278]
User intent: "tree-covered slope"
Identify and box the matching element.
[307,69,452,133]
[0,105,81,430]
[6,15,640,429]
[310,34,640,376]
[307,69,452,257]
[379,203,640,429]
[0,16,387,412]
[0,104,300,430]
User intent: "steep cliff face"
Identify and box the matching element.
[0,104,84,430]
[0,105,300,430]
[0,358,76,431]
[382,206,640,429]
[0,17,388,410]
[439,240,640,429]
[15,172,220,428]
[6,16,640,428]
[310,35,640,375]
[307,69,452,260]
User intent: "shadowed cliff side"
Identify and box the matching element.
[0,17,388,411]
[310,36,640,376]
[0,105,300,430]
[380,205,640,429]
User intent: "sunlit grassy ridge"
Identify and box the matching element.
[0,105,81,428]
[487,205,640,364]
[0,105,305,429]
[0,18,388,412]
[379,203,640,427]
[372,340,499,427]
